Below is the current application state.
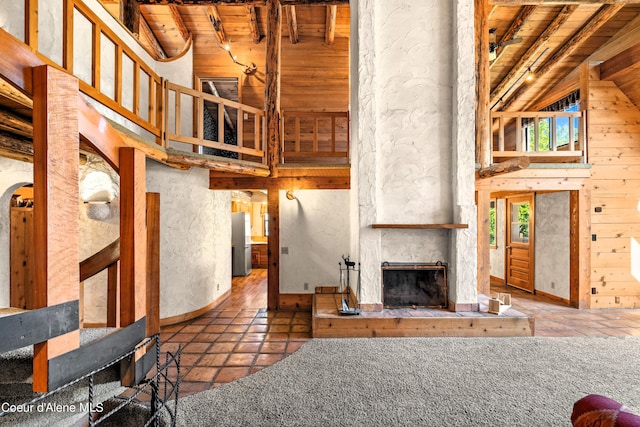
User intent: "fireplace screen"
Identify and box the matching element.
[382,263,447,309]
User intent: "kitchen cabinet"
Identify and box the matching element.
[251,244,268,268]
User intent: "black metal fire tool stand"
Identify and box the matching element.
[338,255,361,316]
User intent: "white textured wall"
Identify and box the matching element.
[0,158,33,307]
[490,199,506,280]
[280,190,350,293]
[535,192,570,300]
[146,160,231,319]
[353,0,476,307]
[79,158,120,324]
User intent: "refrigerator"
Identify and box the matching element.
[232,212,252,276]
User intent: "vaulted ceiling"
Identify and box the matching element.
[489,3,640,112]
[98,1,640,115]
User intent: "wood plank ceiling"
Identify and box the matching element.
[489,3,640,112]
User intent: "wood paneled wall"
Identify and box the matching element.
[588,73,640,308]
[193,22,349,114]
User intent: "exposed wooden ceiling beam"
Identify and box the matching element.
[491,5,536,66]
[490,5,577,109]
[121,0,141,34]
[325,5,336,45]
[0,108,33,138]
[0,131,33,163]
[207,5,227,44]
[169,5,191,43]
[600,41,640,82]
[285,5,299,44]
[503,4,624,110]
[247,6,261,43]
[137,16,168,59]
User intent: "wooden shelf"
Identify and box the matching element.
[371,224,468,229]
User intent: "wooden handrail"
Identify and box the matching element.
[165,81,267,162]
[80,238,120,282]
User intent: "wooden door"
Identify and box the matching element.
[10,207,34,309]
[505,194,534,293]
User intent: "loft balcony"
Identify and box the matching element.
[490,110,587,165]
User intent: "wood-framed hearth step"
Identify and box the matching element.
[312,292,534,338]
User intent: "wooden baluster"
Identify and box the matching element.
[551,116,557,151]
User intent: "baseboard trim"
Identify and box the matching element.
[535,289,570,305]
[160,289,231,326]
[490,275,505,284]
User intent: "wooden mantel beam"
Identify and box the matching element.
[503,4,624,110]
[490,5,577,108]
[476,156,530,179]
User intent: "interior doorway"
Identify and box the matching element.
[505,194,534,293]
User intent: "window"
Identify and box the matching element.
[489,199,497,248]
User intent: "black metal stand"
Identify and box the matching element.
[338,255,361,316]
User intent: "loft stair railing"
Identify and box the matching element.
[490,110,587,163]
[7,0,164,145]
[79,238,120,328]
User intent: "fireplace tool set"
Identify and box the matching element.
[338,255,361,316]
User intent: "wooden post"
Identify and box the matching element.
[267,188,280,310]
[146,192,161,337]
[265,0,282,177]
[475,0,491,168]
[119,147,147,386]
[32,65,80,392]
[119,147,147,327]
[476,190,491,296]
[570,188,591,309]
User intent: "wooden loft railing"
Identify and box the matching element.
[8,0,164,144]
[281,111,350,164]
[490,111,586,164]
[2,1,351,172]
[165,81,266,163]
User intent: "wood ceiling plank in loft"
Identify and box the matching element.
[491,5,537,65]
[502,4,624,111]
[490,4,578,109]
[141,5,189,57]
[136,1,348,5]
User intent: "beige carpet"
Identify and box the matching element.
[175,336,640,426]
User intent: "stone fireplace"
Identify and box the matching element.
[382,263,447,309]
[351,0,477,312]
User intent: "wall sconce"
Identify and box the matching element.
[81,171,116,204]
[210,17,257,75]
[286,190,296,200]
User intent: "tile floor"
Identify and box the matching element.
[492,282,640,337]
[159,269,311,397]
[155,272,640,399]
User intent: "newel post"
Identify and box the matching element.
[32,65,80,392]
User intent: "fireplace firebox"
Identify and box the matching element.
[382,262,447,309]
